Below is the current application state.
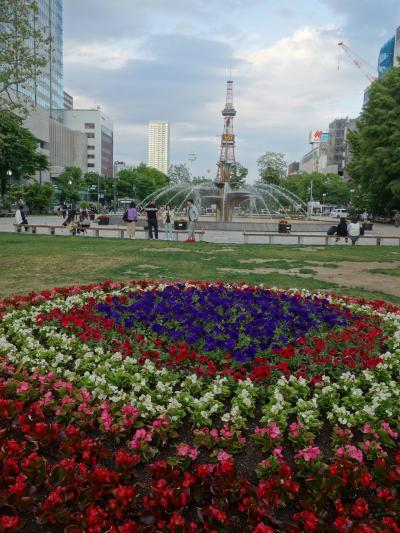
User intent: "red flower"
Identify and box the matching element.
[351,498,369,519]
[293,511,319,532]
[0,516,22,532]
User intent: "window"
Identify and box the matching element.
[87,163,95,168]
[87,145,95,150]
[88,155,95,159]
[86,133,95,139]
[85,123,95,129]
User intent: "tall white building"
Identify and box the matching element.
[59,108,114,176]
[148,121,170,175]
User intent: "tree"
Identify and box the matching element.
[7,182,53,213]
[168,163,191,185]
[0,110,49,202]
[0,0,51,116]
[257,152,287,185]
[53,167,83,204]
[347,66,400,214]
[230,162,248,190]
[283,172,351,205]
[118,164,169,201]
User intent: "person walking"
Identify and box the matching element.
[162,203,175,241]
[123,201,138,239]
[185,198,199,243]
[335,217,348,243]
[145,198,159,239]
[347,217,361,246]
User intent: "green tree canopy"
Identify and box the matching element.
[0,0,50,116]
[230,162,248,190]
[168,163,191,185]
[283,172,351,206]
[0,110,49,201]
[53,167,83,204]
[347,66,400,214]
[118,164,169,201]
[257,151,287,185]
[7,182,53,213]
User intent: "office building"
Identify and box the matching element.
[63,91,73,110]
[61,108,114,176]
[327,118,357,177]
[148,121,170,175]
[114,161,127,177]
[378,25,400,77]
[15,0,64,110]
[299,130,329,174]
[287,162,300,175]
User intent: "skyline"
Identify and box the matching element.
[63,1,400,181]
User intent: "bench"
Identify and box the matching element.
[14,224,205,242]
[242,231,400,246]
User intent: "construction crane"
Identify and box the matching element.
[338,42,377,84]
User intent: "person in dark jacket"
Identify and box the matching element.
[145,198,159,239]
[335,217,348,243]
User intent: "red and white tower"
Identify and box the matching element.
[216,79,236,183]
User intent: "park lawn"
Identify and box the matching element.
[0,232,400,304]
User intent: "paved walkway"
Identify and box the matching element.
[1,215,399,245]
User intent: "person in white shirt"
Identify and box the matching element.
[347,217,361,245]
[186,199,199,243]
[162,204,175,241]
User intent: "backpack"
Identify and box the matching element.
[122,210,128,222]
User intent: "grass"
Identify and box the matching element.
[1,233,400,304]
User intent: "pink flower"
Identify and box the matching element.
[362,423,372,434]
[295,446,321,462]
[177,443,198,460]
[217,450,232,462]
[268,422,282,440]
[381,422,398,439]
[337,444,363,463]
[210,428,219,439]
[254,426,267,436]
[17,382,30,393]
[272,446,284,459]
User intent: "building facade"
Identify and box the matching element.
[299,130,329,174]
[148,121,170,175]
[378,26,400,77]
[49,120,87,177]
[16,0,64,110]
[62,109,114,176]
[63,91,73,110]
[287,162,300,175]
[327,118,357,176]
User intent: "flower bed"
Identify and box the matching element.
[0,281,399,532]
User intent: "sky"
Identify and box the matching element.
[63,0,400,181]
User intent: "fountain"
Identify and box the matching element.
[136,79,307,223]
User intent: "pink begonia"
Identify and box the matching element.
[337,445,363,463]
[362,423,372,434]
[210,429,219,439]
[131,428,152,450]
[217,450,232,462]
[177,443,198,460]
[152,416,169,429]
[220,426,233,439]
[99,402,114,432]
[53,380,73,394]
[255,426,267,437]
[289,421,304,437]
[260,459,270,469]
[295,446,321,462]
[381,422,398,439]
[17,382,30,393]
[272,446,284,459]
[267,422,282,440]
[80,389,92,402]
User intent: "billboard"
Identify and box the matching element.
[309,130,328,144]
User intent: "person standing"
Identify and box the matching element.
[124,201,137,239]
[394,210,400,228]
[145,198,159,239]
[347,217,361,245]
[162,203,175,241]
[186,198,199,243]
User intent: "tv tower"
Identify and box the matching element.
[216,78,237,183]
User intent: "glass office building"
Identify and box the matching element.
[17,0,64,110]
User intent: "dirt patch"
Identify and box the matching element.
[218,267,311,278]
[136,264,160,269]
[311,261,400,297]
[196,248,236,255]
[239,259,279,264]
